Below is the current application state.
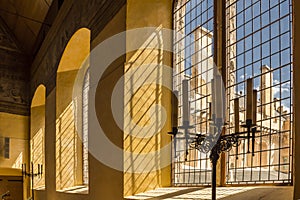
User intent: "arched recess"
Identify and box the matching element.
[56,28,90,191]
[30,84,46,189]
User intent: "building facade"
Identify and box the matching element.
[0,0,299,200]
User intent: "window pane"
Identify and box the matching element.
[173,0,215,185]
[226,0,293,184]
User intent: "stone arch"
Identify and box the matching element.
[31,85,46,108]
[56,27,91,191]
[30,84,46,189]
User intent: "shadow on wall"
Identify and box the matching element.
[55,28,90,191]
[31,84,46,189]
[124,26,171,196]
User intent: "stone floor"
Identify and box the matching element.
[174,167,290,184]
[125,186,293,200]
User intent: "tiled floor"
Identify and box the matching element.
[125,186,293,200]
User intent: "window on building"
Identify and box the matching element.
[225,0,293,184]
[173,0,293,186]
[82,70,89,186]
[30,85,46,189]
[55,28,90,192]
[173,0,215,185]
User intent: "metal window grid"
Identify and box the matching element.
[172,0,293,186]
[225,0,293,185]
[82,70,89,186]
[173,0,215,186]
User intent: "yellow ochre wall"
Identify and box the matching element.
[124,0,173,196]
[38,1,174,199]
[0,112,29,199]
[30,85,46,190]
[89,5,126,200]
[35,4,127,200]
[35,0,174,199]
[0,113,29,169]
[4,0,300,200]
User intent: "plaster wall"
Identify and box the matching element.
[0,112,29,198]
[35,4,127,200]
[15,0,300,200]
[124,0,173,196]
[89,5,126,200]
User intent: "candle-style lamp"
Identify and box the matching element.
[172,91,179,128]
[246,78,253,153]
[252,89,258,156]
[246,78,253,123]
[209,73,225,200]
[241,78,258,153]
[182,80,189,124]
[168,79,197,161]
[234,98,240,133]
[211,79,216,122]
[215,74,224,122]
[169,90,179,158]
[181,79,193,161]
[234,98,239,159]
[172,76,260,200]
[208,102,212,121]
[22,162,43,200]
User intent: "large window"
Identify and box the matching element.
[173,0,293,186]
[30,85,46,189]
[225,0,293,184]
[173,0,215,186]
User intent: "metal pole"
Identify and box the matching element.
[31,162,34,200]
[212,158,217,200]
[210,120,222,200]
